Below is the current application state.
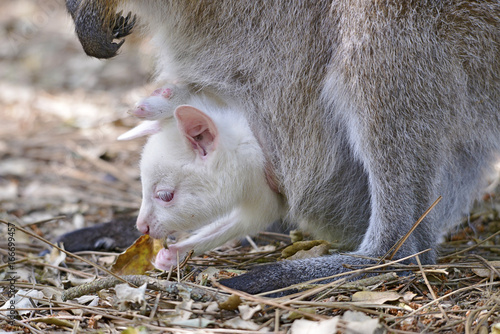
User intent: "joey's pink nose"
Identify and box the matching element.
[136,220,150,234]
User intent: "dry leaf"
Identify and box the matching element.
[75,295,99,307]
[45,246,66,267]
[343,311,380,334]
[219,295,242,311]
[290,318,339,334]
[111,235,163,275]
[403,291,417,303]
[282,240,331,258]
[238,304,262,320]
[114,283,147,307]
[288,243,331,260]
[471,261,500,278]
[170,318,214,328]
[196,267,220,285]
[351,290,401,304]
[122,327,149,334]
[286,307,317,321]
[0,289,44,316]
[223,317,262,331]
[30,317,75,328]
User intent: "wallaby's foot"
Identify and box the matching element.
[220,254,385,296]
[54,217,141,253]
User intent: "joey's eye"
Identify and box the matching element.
[156,190,174,202]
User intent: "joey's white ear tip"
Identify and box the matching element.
[117,120,162,141]
[117,132,132,141]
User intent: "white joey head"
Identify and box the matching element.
[119,101,283,269]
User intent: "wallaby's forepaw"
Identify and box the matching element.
[154,245,188,270]
[112,11,137,39]
[131,85,189,120]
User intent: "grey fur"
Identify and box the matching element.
[67,1,500,294]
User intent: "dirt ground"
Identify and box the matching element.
[1,1,500,333]
[0,0,152,233]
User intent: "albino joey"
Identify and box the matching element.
[119,86,284,269]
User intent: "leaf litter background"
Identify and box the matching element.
[1,1,500,333]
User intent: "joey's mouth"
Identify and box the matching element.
[159,233,179,248]
[156,219,225,248]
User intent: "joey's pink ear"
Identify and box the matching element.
[117,120,161,141]
[174,105,218,158]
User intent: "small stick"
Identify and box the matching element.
[0,219,132,287]
[415,255,449,322]
[385,196,442,261]
[440,229,500,260]
[213,281,328,321]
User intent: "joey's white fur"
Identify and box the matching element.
[120,90,283,269]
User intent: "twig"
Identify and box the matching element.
[439,229,500,260]
[213,281,328,321]
[415,255,449,322]
[20,215,66,228]
[0,219,132,287]
[385,196,442,261]
[0,314,45,334]
[389,281,500,328]
[62,275,225,302]
[470,254,500,279]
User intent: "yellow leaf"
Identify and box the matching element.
[111,235,163,275]
[281,240,331,258]
[218,295,242,311]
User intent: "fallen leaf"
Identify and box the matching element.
[288,243,331,260]
[165,290,193,323]
[114,283,147,307]
[223,317,262,331]
[403,291,417,303]
[45,246,66,267]
[41,287,63,301]
[0,289,44,316]
[290,317,339,334]
[206,301,220,313]
[170,318,214,328]
[75,295,99,307]
[238,304,262,320]
[286,307,317,321]
[282,240,331,258]
[471,261,500,278]
[122,327,149,334]
[196,267,220,285]
[111,235,163,275]
[30,317,74,328]
[343,311,380,334]
[351,290,401,304]
[219,295,242,311]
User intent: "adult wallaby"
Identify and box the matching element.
[65,0,500,294]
